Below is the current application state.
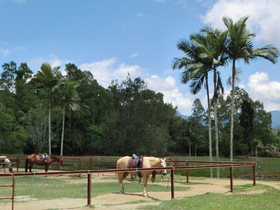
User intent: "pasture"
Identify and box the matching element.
[0,170,280,209]
[0,156,280,209]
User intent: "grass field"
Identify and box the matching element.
[12,155,280,180]
[172,156,280,179]
[0,175,187,200]
[145,186,280,210]
[0,156,279,209]
[0,174,279,209]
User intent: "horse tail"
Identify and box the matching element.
[7,161,13,173]
[25,158,29,172]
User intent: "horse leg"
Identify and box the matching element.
[143,174,149,197]
[45,164,49,172]
[8,163,13,173]
[118,172,129,194]
[118,172,124,193]
[29,163,33,172]
[25,158,29,173]
[120,182,124,194]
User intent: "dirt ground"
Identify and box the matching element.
[0,169,280,210]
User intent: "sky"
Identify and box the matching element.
[1,0,280,115]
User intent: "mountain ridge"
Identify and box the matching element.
[176,110,280,128]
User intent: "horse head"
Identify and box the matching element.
[160,158,167,176]
[58,156,63,165]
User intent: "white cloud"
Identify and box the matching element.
[145,75,194,114]
[28,55,72,72]
[79,58,145,88]
[79,58,194,114]
[247,72,280,111]
[130,52,139,58]
[0,48,11,56]
[0,45,24,57]
[201,0,280,48]
[136,12,149,18]
[176,0,188,8]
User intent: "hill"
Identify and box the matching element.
[176,110,188,120]
[177,110,280,128]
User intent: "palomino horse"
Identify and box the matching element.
[0,156,13,173]
[117,156,167,196]
[25,154,63,172]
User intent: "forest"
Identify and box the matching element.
[0,61,279,157]
[1,17,280,158]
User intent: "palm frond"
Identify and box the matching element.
[190,73,205,94]
[251,45,279,64]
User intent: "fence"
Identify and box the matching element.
[1,156,120,172]
[0,173,15,210]
[0,161,256,209]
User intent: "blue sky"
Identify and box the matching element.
[1,0,280,115]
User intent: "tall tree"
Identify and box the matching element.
[190,98,207,157]
[173,37,214,176]
[173,36,215,175]
[106,75,175,156]
[173,30,226,176]
[223,16,279,161]
[1,61,17,92]
[55,79,80,156]
[31,63,62,155]
[199,27,227,177]
[25,108,48,153]
[240,99,254,155]
[15,63,34,113]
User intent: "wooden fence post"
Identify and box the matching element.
[87,173,92,205]
[253,164,256,186]
[186,161,189,183]
[171,168,174,199]
[230,166,233,192]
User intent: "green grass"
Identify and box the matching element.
[2,156,280,209]
[1,174,280,209]
[230,183,272,192]
[142,186,280,210]
[172,156,280,179]
[0,175,188,203]
[14,156,280,179]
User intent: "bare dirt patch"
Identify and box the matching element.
[0,172,279,210]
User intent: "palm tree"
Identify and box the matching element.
[199,27,228,177]
[223,16,279,161]
[175,30,227,176]
[173,35,215,177]
[32,63,62,155]
[56,79,80,156]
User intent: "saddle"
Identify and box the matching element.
[38,153,49,162]
[127,154,143,178]
[127,154,143,169]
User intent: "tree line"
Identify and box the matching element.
[0,16,279,158]
[172,16,279,172]
[0,60,279,157]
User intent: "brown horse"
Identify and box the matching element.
[25,154,63,172]
[117,156,167,196]
[0,156,13,173]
